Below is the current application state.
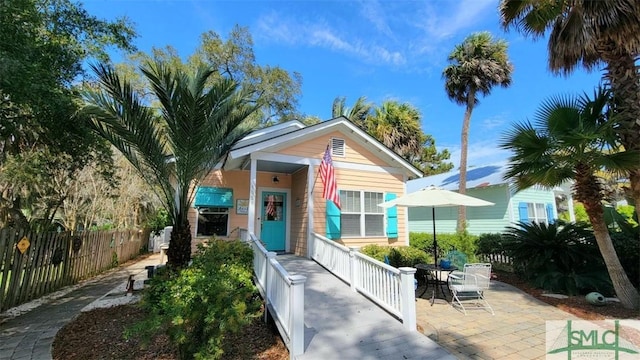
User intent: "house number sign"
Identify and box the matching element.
[17,236,30,254]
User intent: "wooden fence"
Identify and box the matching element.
[0,228,149,312]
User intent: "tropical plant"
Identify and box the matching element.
[134,239,261,359]
[332,98,453,175]
[331,96,373,128]
[499,88,640,309]
[443,32,513,232]
[502,221,612,295]
[499,0,640,214]
[475,233,504,255]
[82,60,258,268]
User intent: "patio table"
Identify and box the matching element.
[415,263,458,305]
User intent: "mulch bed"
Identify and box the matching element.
[53,271,638,360]
[52,305,288,360]
[493,270,640,320]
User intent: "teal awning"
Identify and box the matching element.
[194,187,233,207]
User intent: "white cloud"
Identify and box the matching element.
[255,11,405,66]
[419,0,498,41]
[358,0,394,37]
[481,113,508,130]
[443,139,511,168]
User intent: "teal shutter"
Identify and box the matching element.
[546,203,555,224]
[518,202,529,223]
[385,193,398,238]
[326,199,341,239]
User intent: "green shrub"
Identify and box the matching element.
[360,244,429,267]
[475,233,504,255]
[503,221,612,295]
[133,239,261,359]
[611,231,640,289]
[409,231,478,262]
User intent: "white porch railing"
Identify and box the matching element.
[311,232,416,331]
[246,233,306,358]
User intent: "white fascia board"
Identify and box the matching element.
[241,120,305,141]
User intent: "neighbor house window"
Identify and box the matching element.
[340,190,384,237]
[527,203,548,225]
[196,207,229,236]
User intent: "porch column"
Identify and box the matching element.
[399,267,417,332]
[248,157,258,235]
[306,164,315,259]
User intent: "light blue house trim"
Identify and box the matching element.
[407,163,573,235]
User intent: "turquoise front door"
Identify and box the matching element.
[261,192,286,251]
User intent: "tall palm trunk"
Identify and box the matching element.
[168,221,192,268]
[576,170,640,309]
[457,90,475,232]
[601,51,640,210]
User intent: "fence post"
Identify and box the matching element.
[289,274,306,358]
[399,267,417,332]
[264,252,277,323]
[349,247,360,292]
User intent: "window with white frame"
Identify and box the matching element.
[196,207,229,236]
[527,203,548,225]
[340,190,384,237]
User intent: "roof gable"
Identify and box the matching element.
[225,117,422,178]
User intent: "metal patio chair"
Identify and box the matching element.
[447,263,494,315]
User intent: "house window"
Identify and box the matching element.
[340,190,384,237]
[527,203,548,225]
[196,207,229,236]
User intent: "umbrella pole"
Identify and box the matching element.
[432,207,437,266]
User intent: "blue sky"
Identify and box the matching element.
[84,0,604,168]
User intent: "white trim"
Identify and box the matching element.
[257,187,291,252]
[241,120,305,142]
[194,207,231,237]
[403,174,409,246]
[248,158,257,234]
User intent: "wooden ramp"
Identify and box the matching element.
[276,255,456,360]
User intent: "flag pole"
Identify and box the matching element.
[310,142,331,195]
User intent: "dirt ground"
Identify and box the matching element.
[52,272,638,360]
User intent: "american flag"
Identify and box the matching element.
[320,145,341,209]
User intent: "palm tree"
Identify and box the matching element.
[500,89,640,309]
[443,32,513,232]
[499,0,640,212]
[366,100,425,160]
[82,61,258,268]
[331,96,372,128]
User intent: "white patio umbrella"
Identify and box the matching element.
[378,185,494,266]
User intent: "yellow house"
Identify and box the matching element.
[188,116,422,257]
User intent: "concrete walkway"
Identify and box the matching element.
[0,253,161,360]
[277,255,456,360]
[415,280,578,359]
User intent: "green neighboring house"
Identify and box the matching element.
[406,163,575,235]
